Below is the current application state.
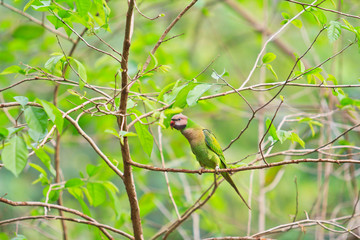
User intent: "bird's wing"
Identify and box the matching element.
[203,129,227,168]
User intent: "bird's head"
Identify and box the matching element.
[170,114,187,130]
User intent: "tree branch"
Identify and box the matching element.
[0,197,115,239]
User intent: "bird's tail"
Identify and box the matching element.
[221,172,251,210]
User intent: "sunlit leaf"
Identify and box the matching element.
[24,107,48,141]
[23,0,35,11]
[14,96,29,109]
[0,128,9,141]
[130,109,153,157]
[29,163,48,178]
[290,132,305,148]
[68,187,91,216]
[262,52,276,64]
[87,182,106,206]
[75,0,92,17]
[37,99,64,134]
[327,21,342,43]
[1,135,28,177]
[186,83,212,106]
[173,83,196,108]
[44,54,64,72]
[266,118,278,141]
[266,64,278,80]
[310,8,327,26]
[72,58,87,90]
[65,178,85,188]
[291,19,302,28]
[277,130,292,144]
[43,185,60,202]
[0,65,24,75]
[33,147,56,176]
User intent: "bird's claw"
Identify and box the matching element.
[215,166,220,175]
[198,167,205,175]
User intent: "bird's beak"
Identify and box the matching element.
[170,120,175,129]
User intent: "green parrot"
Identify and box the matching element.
[170,113,251,209]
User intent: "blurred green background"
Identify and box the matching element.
[1,0,360,239]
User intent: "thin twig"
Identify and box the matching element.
[0,215,133,239]
[0,197,115,239]
[286,0,360,20]
[139,0,198,74]
[158,125,181,219]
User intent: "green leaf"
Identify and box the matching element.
[44,54,64,72]
[87,182,106,207]
[31,1,53,11]
[290,132,305,148]
[29,163,47,178]
[266,118,278,141]
[327,74,337,85]
[14,96,29,109]
[310,8,327,26]
[157,82,177,102]
[149,51,158,68]
[7,127,25,136]
[11,234,27,240]
[210,69,228,82]
[0,65,24,75]
[130,109,154,157]
[1,135,28,177]
[186,84,212,106]
[340,97,354,106]
[33,147,56,176]
[105,128,136,143]
[173,83,196,108]
[304,67,322,76]
[0,128,9,141]
[291,19,302,28]
[266,64,278,80]
[65,178,85,188]
[23,0,36,11]
[281,12,290,20]
[75,0,92,17]
[327,21,342,43]
[68,187,91,216]
[72,59,87,90]
[86,164,101,177]
[341,18,356,33]
[262,53,276,64]
[37,99,64,134]
[163,80,185,103]
[43,185,60,202]
[24,107,48,141]
[277,130,292,144]
[12,25,44,40]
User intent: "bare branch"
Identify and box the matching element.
[0,215,134,239]
[286,0,360,20]
[0,197,114,239]
[140,0,198,74]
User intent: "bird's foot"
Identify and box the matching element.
[215,165,220,175]
[198,167,205,175]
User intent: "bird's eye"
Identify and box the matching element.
[177,118,181,121]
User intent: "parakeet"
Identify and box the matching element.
[170,113,251,209]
